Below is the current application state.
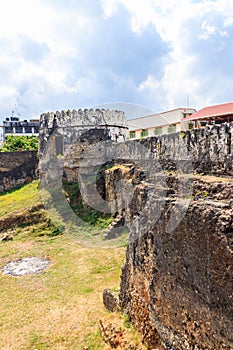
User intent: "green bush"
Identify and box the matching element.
[0,134,38,152]
[179,131,186,139]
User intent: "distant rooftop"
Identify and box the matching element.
[183,102,233,121]
[128,107,196,130]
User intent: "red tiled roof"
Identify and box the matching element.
[183,102,233,120]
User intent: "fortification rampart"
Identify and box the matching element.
[38,113,232,349]
[39,116,233,180]
[39,108,128,182]
[129,122,233,176]
[0,150,38,192]
[39,108,128,153]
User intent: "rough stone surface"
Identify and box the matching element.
[0,233,13,242]
[99,319,146,349]
[0,204,47,233]
[119,177,233,350]
[126,122,233,177]
[39,108,129,183]
[103,288,119,312]
[38,113,233,349]
[0,150,38,192]
[39,108,128,150]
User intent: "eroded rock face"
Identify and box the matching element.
[0,150,38,192]
[119,181,233,350]
[38,112,233,348]
[103,288,119,312]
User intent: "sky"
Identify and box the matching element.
[0,0,233,121]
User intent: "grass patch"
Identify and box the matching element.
[27,332,51,350]
[0,180,41,216]
[0,180,127,248]
[124,313,132,329]
[13,221,62,240]
[0,175,143,349]
[0,228,126,349]
[82,329,103,350]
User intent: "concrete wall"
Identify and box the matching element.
[0,151,38,192]
[129,122,182,139]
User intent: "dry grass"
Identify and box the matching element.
[0,182,146,350]
[0,182,145,349]
[0,229,127,349]
[194,174,233,183]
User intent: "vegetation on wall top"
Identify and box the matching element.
[0,135,38,152]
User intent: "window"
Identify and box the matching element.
[5,126,13,133]
[15,126,23,133]
[129,131,136,139]
[140,129,148,138]
[200,121,206,127]
[183,112,193,119]
[188,123,194,130]
[168,124,176,134]
[24,126,32,133]
[154,127,162,136]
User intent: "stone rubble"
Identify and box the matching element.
[2,257,51,276]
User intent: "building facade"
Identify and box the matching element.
[182,101,233,127]
[2,117,40,141]
[0,126,4,145]
[128,107,196,139]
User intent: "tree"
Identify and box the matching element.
[0,135,38,152]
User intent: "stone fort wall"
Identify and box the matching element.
[0,109,232,348]
[39,111,233,181]
[0,150,38,192]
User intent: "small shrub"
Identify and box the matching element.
[123,313,131,329]
[180,131,186,139]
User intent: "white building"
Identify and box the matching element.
[128,107,196,139]
[0,126,4,144]
[2,117,40,141]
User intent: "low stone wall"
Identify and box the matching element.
[58,122,233,183]
[0,151,38,192]
[131,122,233,176]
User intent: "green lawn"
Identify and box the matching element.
[0,181,41,216]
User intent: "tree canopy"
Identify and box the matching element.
[0,135,38,152]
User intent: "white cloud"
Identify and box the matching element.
[0,0,233,121]
[117,0,233,109]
